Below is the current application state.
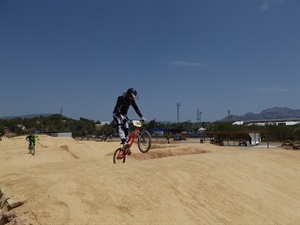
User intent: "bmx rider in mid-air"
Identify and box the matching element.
[113,88,146,153]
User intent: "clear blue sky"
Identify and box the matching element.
[1,0,299,122]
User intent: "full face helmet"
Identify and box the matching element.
[126,88,138,99]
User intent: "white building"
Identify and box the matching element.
[233,119,300,126]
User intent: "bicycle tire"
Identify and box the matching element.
[113,148,126,164]
[138,130,151,153]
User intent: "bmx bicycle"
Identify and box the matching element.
[113,120,151,164]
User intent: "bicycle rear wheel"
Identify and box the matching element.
[138,130,151,153]
[113,148,126,164]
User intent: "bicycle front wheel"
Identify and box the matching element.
[138,130,151,153]
[113,148,126,164]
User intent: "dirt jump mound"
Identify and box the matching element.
[131,146,208,161]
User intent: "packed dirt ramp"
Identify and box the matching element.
[131,146,209,160]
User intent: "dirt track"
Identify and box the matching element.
[0,135,299,225]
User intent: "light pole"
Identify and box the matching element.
[197,108,202,128]
[176,102,181,123]
[227,110,231,121]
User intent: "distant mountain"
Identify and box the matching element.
[1,114,52,119]
[2,108,300,122]
[221,107,300,122]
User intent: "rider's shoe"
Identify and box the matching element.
[123,143,131,155]
[120,138,126,145]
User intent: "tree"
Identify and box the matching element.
[293,126,300,141]
[0,125,5,136]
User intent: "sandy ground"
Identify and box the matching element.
[0,135,299,225]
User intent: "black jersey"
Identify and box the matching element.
[113,94,142,117]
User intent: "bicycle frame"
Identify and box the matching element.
[126,126,141,150]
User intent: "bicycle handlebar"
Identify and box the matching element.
[120,115,145,123]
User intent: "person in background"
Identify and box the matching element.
[26,133,39,153]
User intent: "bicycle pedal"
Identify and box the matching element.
[126,149,132,155]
